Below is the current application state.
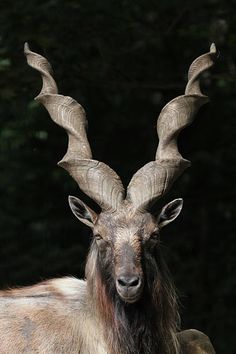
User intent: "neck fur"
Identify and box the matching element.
[86,243,180,354]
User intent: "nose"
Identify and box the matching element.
[117,275,140,289]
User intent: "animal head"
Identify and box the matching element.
[69,195,182,302]
[24,43,217,304]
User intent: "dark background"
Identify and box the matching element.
[0,0,235,352]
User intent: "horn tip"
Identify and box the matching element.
[210,43,216,53]
[210,42,219,61]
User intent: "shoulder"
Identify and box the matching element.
[0,276,87,302]
[50,277,87,299]
[178,329,216,354]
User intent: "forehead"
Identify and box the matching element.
[94,208,156,240]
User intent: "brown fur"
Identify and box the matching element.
[0,44,217,353]
[178,330,216,354]
[0,208,215,353]
[86,229,180,354]
[0,277,215,353]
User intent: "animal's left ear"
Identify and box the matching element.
[157,198,183,229]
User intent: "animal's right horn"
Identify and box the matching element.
[24,43,125,211]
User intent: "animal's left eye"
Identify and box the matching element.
[94,234,103,241]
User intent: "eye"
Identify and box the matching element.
[149,231,159,241]
[94,234,103,241]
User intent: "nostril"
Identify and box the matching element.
[129,277,139,287]
[117,276,140,288]
[118,277,127,287]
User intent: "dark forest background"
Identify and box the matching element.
[0,0,235,352]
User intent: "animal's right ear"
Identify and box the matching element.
[68,196,98,228]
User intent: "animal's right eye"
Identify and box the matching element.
[149,231,159,241]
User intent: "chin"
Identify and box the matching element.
[117,290,143,304]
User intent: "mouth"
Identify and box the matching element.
[116,281,144,303]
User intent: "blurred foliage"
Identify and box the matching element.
[0,0,235,352]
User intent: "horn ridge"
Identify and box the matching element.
[24,43,125,211]
[126,44,218,210]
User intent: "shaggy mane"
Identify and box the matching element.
[86,242,180,354]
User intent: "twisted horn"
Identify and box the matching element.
[126,44,217,210]
[24,43,125,211]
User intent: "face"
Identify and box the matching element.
[93,208,159,303]
[68,196,183,304]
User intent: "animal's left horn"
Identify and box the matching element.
[126,44,218,211]
[24,43,125,211]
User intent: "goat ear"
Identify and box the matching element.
[68,196,98,228]
[157,198,183,229]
